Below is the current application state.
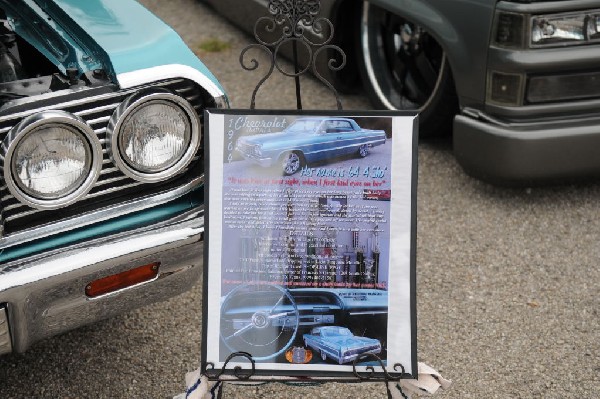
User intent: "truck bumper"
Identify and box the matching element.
[453,113,600,184]
[0,206,203,354]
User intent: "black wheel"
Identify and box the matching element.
[357,2,458,138]
[280,151,303,176]
[358,144,369,158]
[220,284,300,361]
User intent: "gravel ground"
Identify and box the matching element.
[0,1,598,398]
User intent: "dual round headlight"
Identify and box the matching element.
[2,89,200,210]
[107,89,200,183]
[1,111,102,210]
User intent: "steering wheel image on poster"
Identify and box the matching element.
[220,284,300,361]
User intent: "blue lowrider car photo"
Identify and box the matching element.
[0,0,227,356]
[303,325,382,364]
[235,117,387,175]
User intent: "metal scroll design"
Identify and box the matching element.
[204,351,256,381]
[205,352,409,398]
[240,0,346,110]
[352,354,408,399]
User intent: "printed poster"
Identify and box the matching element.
[202,110,417,379]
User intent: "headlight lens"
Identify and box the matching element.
[532,14,585,46]
[13,124,91,199]
[493,10,600,48]
[531,10,600,47]
[119,101,191,173]
[108,90,200,183]
[1,111,102,209]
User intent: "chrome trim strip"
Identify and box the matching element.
[0,89,137,125]
[116,64,225,99]
[84,181,143,198]
[302,138,386,157]
[4,209,36,222]
[73,103,123,117]
[85,115,112,126]
[348,310,388,316]
[99,165,119,174]
[90,174,131,186]
[3,178,139,217]
[0,176,202,249]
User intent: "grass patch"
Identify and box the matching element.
[197,38,231,53]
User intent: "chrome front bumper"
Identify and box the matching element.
[0,206,203,354]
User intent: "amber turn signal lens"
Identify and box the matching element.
[85,262,160,298]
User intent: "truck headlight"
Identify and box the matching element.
[1,111,102,209]
[108,89,200,183]
[531,13,587,46]
[493,9,600,48]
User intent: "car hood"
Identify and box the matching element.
[2,0,222,89]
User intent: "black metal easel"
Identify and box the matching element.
[205,2,409,398]
[239,0,346,110]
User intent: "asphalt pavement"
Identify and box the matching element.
[0,0,598,398]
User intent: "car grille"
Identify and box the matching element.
[236,141,256,156]
[0,78,209,237]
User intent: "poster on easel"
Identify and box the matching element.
[202,109,418,379]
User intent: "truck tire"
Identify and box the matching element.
[357,2,458,138]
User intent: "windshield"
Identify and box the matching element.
[323,327,352,336]
[285,119,322,133]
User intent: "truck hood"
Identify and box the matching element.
[2,0,222,90]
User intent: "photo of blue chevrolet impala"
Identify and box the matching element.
[303,326,382,364]
[235,117,387,175]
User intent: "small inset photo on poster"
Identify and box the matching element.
[202,109,418,380]
[319,195,347,218]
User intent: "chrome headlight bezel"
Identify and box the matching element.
[107,89,201,183]
[1,111,102,210]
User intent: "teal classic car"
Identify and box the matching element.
[0,0,227,355]
[235,117,386,175]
